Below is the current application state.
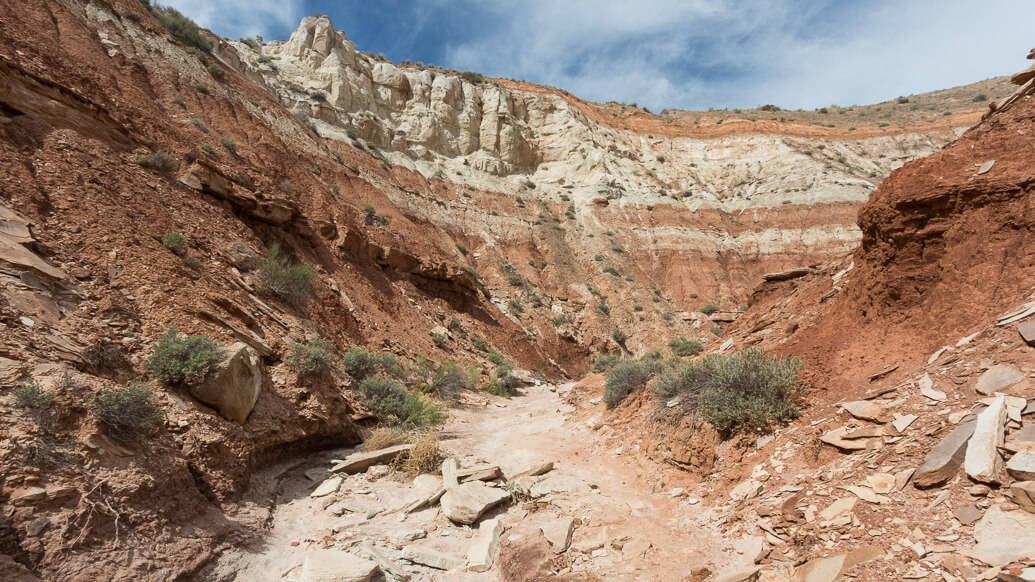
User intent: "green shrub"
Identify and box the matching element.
[136,151,178,172]
[700,304,719,315]
[460,71,484,84]
[286,338,334,375]
[598,302,610,315]
[591,353,621,373]
[93,382,164,440]
[487,364,520,397]
[612,329,628,344]
[473,339,489,352]
[343,347,378,380]
[147,327,222,385]
[14,379,53,410]
[357,376,445,428]
[507,299,523,315]
[551,315,570,326]
[711,326,724,337]
[634,304,643,312]
[603,361,655,407]
[161,232,185,251]
[416,360,475,401]
[603,266,619,277]
[488,350,506,366]
[151,5,211,53]
[195,82,210,95]
[693,349,803,433]
[456,243,468,255]
[259,244,314,307]
[669,338,703,357]
[200,143,216,156]
[431,332,447,348]
[206,62,224,80]
[220,137,237,154]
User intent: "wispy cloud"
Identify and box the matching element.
[436,0,1035,111]
[158,0,304,40]
[165,0,1035,111]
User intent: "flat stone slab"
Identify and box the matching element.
[401,545,465,570]
[952,503,984,526]
[1012,481,1035,514]
[466,517,504,572]
[1008,452,1035,481]
[459,465,502,483]
[300,549,378,582]
[964,395,1007,484]
[840,401,886,422]
[975,364,1024,395]
[331,444,413,474]
[310,476,342,498]
[791,546,882,582]
[510,461,554,480]
[1018,320,1035,346]
[967,504,1035,566]
[913,419,976,488]
[821,426,882,451]
[1006,424,1035,453]
[440,482,510,524]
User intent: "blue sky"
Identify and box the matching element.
[162,0,1035,111]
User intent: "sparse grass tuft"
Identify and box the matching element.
[286,338,335,375]
[161,232,186,251]
[393,431,443,478]
[363,426,408,451]
[93,382,164,441]
[258,244,314,307]
[136,151,178,172]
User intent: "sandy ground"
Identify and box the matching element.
[207,382,753,581]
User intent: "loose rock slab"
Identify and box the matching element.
[401,546,465,570]
[913,419,977,488]
[440,482,510,524]
[540,517,576,554]
[975,364,1024,395]
[967,504,1035,566]
[964,395,1007,484]
[310,477,342,498]
[840,401,886,422]
[300,549,378,582]
[466,518,504,572]
[791,546,882,582]
[1011,481,1035,514]
[331,444,413,474]
[1007,452,1035,481]
[1019,320,1035,346]
[821,427,881,451]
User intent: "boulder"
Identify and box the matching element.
[300,549,378,582]
[440,482,510,524]
[188,342,263,424]
[1007,453,1035,481]
[975,364,1024,395]
[331,444,413,474]
[913,419,977,487]
[1011,481,1035,514]
[967,504,1035,566]
[466,517,504,572]
[401,546,465,570]
[964,395,1007,484]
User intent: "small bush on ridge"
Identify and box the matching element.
[146,326,222,385]
[259,244,314,307]
[286,338,335,375]
[603,360,655,407]
[93,382,164,440]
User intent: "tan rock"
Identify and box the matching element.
[331,444,413,474]
[540,517,576,554]
[840,400,886,422]
[729,479,763,500]
[892,414,918,433]
[866,473,896,494]
[466,517,504,572]
[967,504,1035,566]
[1010,481,1035,514]
[1007,452,1035,481]
[975,364,1024,395]
[401,545,465,570]
[819,497,857,522]
[300,549,378,582]
[310,476,342,498]
[791,546,883,582]
[187,342,263,424]
[440,482,509,524]
[964,395,1007,484]
[821,426,882,451]
[913,419,977,487]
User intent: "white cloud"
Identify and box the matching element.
[159,0,304,40]
[438,0,1035,111]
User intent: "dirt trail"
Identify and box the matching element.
[208,383,750,581]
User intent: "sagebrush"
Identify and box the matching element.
[286,338,335,375]
[259,244,314,307]
[146,326,222,385]
[93,382,164,440]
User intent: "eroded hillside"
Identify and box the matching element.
[0,1,1029,581]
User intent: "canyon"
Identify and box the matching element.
[1,1,1033,581]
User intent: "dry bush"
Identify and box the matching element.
[363,426,408,451]
[392,431,442,478]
